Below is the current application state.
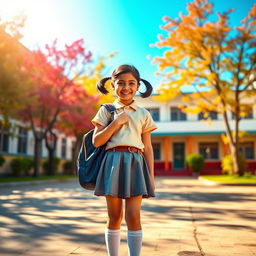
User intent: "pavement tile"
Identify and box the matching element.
[0,177,256,256]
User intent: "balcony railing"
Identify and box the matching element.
[152,119,256,135]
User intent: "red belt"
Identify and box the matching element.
[107,146,143,154]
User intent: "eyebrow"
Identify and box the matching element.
[118,79,136,82]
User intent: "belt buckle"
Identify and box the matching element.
[128,146,136,153]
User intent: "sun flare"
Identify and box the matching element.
[0,0,69,47]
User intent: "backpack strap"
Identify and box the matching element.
[101,103,116,123]
[102,103,116,113]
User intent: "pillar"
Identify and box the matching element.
[187,136,193,154]
[164,136,170,171]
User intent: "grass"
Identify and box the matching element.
[0,174,76,183]
[201,174,256,183]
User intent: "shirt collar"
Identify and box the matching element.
[113,99,138,111]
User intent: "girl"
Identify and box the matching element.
[92,64,157,256]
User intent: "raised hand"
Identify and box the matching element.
[114,109,129,126]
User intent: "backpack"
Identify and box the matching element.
[77,104,116,190]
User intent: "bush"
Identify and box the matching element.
[10,157,33,176]
[0,155,5,167]
[63,160,72,174]
[42,157,60,173]
[221,154,247,175]
[186,154,205,173]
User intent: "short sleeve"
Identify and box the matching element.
[91,106,111,127]
[142,111,157,133]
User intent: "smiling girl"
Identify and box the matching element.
[92,64,157,256]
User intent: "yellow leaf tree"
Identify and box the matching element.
[152,0,256,176]
[0,15,28,124]
[77,54,117,106]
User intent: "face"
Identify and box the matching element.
[111,72,140,105]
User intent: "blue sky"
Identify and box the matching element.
[0,0,254,91]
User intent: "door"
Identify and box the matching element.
[173,142,185,169]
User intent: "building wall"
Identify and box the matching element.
[135,94,256,175]
[0,119,75,175]
[1,94,256,176]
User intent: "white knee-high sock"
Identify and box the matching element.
[127,230,143,256]
[105,229,121,256]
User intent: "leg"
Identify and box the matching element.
[105,195,123,229]
[125,196,143,256]
[105,196,123,256]
[125,196,142,230]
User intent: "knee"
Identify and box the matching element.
[108,210,123,226]
[125,211,141,227]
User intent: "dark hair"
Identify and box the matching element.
[96,64,153,98]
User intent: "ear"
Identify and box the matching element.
[137,83,140,91]
[111,81,115,89]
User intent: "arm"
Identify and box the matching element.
[141,131,155,190]
[92,110,129,147]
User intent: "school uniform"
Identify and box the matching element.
[92,100,157,199]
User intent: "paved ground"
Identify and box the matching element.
[0,177,256,256]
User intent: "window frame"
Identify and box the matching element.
[17,127,28,154]
[0,125,9,153]
[152,143,161,161]
[170,107,187,121]
[199,142,219,160]
[61,138,67,159]
[146,108,160,122]
[239,142,255,160]
[198,111,218,120]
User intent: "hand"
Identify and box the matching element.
[114,109,129,126]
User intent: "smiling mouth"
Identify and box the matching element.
[121,91,131,95]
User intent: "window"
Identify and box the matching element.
[239,142,254,159]
[198,111,218,120]
[146,108,160,121]
[71,140,76,159]
[0,124,9,153]
[232,105,253,120]
[17,127,28,154]
[152,143,161,160]
[170,107,187,121]
[61,138,67,159]
[199,142,218,160]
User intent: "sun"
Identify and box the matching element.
[0,0,69,47]
[0,0,33,20]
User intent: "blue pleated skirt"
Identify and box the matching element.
[94,151,155,199]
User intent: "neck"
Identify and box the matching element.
[118,99,134,106]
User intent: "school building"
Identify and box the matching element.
[1,94,256,176]
[0,119,75,175]
[135,94,256,176]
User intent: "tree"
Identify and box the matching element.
[152,0,256,176]
[20,39,92,176]
[57,82,98,174]
[77,55,116,105]
[0,15,28,124]
[57,55,117,174]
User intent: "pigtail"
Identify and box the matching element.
[139,78,153,98]
[96,77,111,95]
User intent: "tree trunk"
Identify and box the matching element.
[221,109,243,176]
[45,130,57,176]
[33,136,42,177]
[229,142,243,176]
